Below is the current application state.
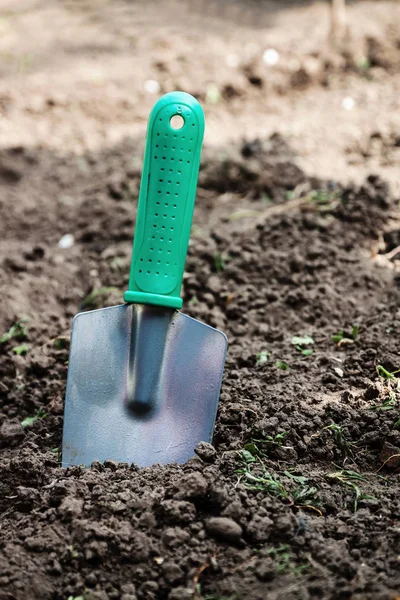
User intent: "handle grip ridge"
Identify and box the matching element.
[124,91,205,310]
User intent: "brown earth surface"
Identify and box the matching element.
[1,1,400,599]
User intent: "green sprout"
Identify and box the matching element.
[0,317,29,343]
[246,433,287,453]
[369,393,398,412]
[213,252,227,273]
[284,471,308,485]
[309,423,353,458]
[276,360,289,370]
[358,56,371,71]
[21,408,47,428]
[51,447,61,462]
[256,350,269,366]
[291,485,320,507]
[236,447,322,515]
[266,545,308,576]
[376,365,400,381]
[307,189,340,207]
[326,469,375,512]
[66,545,80,559]
[54,336,70,350]
[291,335,314,356]
[12,344,29,356]
[332,324,359,344]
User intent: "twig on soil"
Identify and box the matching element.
[246,184,341,230]
[249,196,308,229]
[376,454,400,473]
[381,245,400,261]
[192,553,218,599]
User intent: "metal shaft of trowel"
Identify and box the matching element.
[126,304,174,415]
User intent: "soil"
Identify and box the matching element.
[1,1,400,599]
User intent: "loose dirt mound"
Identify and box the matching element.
[0,133,399,600]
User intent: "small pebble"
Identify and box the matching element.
[342,97,355,111]
[57,234,74,249]
[194,441,217,462]
[168,588,193,600]
[263,48,280,66]
[144,79,160,94]
[205,517,242,543]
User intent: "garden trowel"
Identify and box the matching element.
[62,92,227,468]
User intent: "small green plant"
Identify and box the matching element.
[332,324,359,344]
[12,344,29,356]
[266,544,308,576]
[237,462,288,498]
[291,335,314,356]
[189,295,199,306]
[267,544,292,574]
[369,393,398,411]
[357,56,371,71]
[236,449,322,514]
[66,545,80,559]
[376,365,400,381]
[245,433,287,453]
[285,191,294,201]
[284,471,308,485]
[276,360,289,370]
[0,317,29,343]
[326,469,375,512]
[291,485,321,510]
[54,336,70,350]
[310,423,354,459]
[21,408,47,428]
[307,189,339,207]
[213,252,228,273]
[256,350,269,366]
[51,447,61,462]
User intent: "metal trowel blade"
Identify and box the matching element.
[62,303,227,468]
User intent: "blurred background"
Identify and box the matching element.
[0,0,399,186]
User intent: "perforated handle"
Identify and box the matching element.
[124,92,205,310]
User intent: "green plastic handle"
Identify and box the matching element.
[124,92,205,310]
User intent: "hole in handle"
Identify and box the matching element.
[170,114,185,130]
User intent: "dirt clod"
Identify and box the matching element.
[194,441,217,462]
